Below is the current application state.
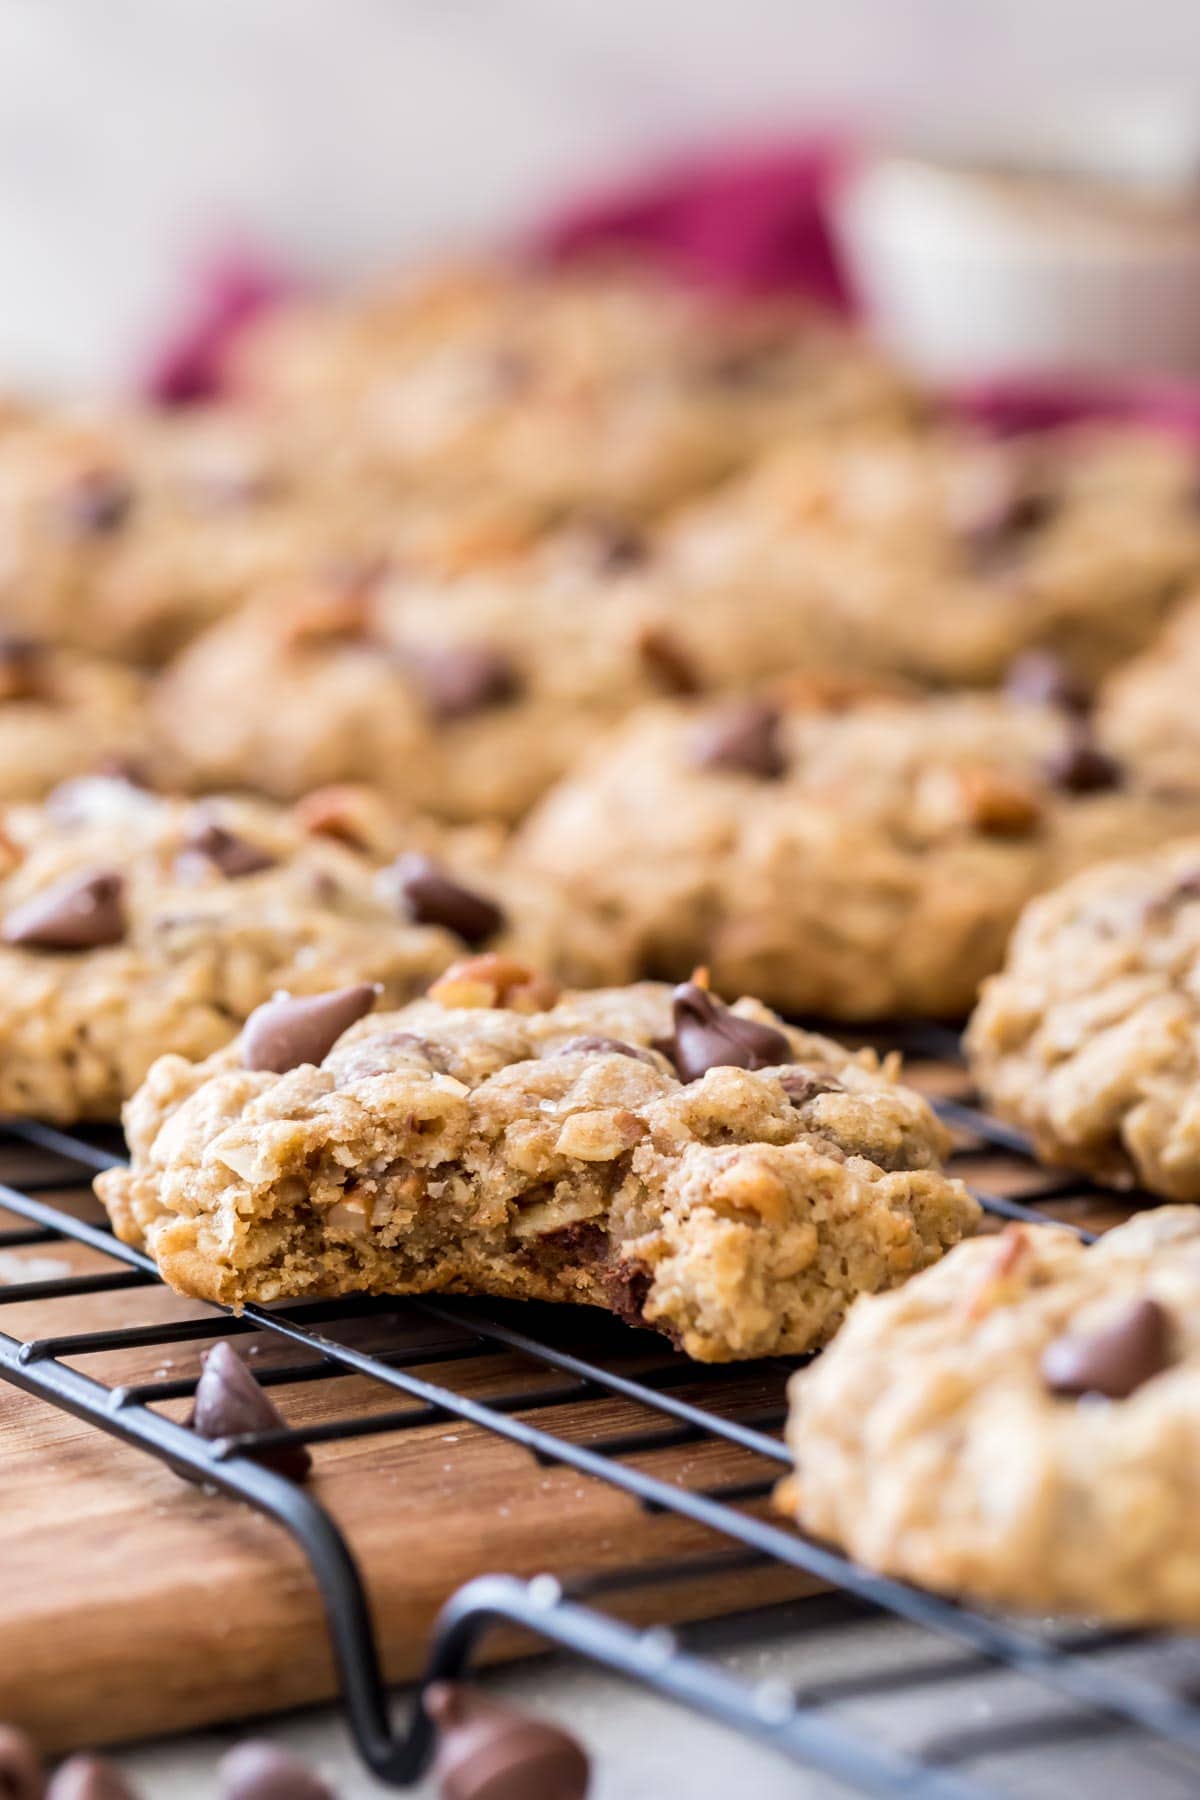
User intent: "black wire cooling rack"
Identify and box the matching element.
[2,1023,1199,1799]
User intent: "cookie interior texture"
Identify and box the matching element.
[967,836,1200,1199]
[780,1211,1200,1624]
[96,978,979,1362]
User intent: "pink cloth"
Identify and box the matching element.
[141,146,1200,437]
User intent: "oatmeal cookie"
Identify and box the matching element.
[515,687,1200,1019]
[0,776,618,1121]
[0,403,539,665]
[96,974,978,1359]
[1099,585,1200,789]
[231,260,917,518]
[780,1212,1200,1623]
[153,524,884,821]
[0,637,151,799]
[662,426,1200,688]
[966,836,1200,1198]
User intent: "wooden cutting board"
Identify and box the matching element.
[0,1049,1128,1758]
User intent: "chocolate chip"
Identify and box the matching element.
[1041,1297,1172,1400]
[635,625,702,696]
[218,1740,332,1800]
[189,1341,313,1482]
[179,821,278,880]
[553,1035,658,1065]
[1005,650,1091,717]
[779,1069,842,1106]
[45,1756,135,1800]
[2,869,126,950]
[0,636,49,704]
[0,1725,43,1800]
[425,1682,589,1800]
[1044,730,1124,795]
[580,515,648,574]
[56,472,134,538]
[691,701,786,779]
[391,854,505,946]
[405,645,520,722]
[241,983,380,1073]
[960,479,1056,572]
[664,981,791,1083]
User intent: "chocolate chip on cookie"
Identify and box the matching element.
[553,1034,658,1065]
[56,470,135,537]
[179,820,278,879]
[406,644,521,722]
[635,625,702,696]
[959,474,1056,572]
[425,1682,589,1800]
[1041,1297,1171,1400]
[241,984,380,1073]
[390,853,506,946]
[0,636,49,704]
[2,869,126,950]
[779,1069,842,1106]
[690,701,786,779]
[664,979,791,1082]
[45,1753,136,1800]
[1044,730,1124,795]
[581,514,649,574]
[0,1724,43,1800]
[1005,650,1091,716]
[189,1341,313,1482]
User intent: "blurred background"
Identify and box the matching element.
[4,0,1200,390]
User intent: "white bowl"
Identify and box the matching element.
[834,152,1200,382]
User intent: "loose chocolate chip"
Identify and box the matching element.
[1044,730,1124,795]
[0,636,48,704]
[2,869,126,950]
[690,701,786,779]
[635,625,702,696]
[391,854,506,946]
[45,1756,135,1800]
[189,1341,313,1482]
[179,821,278,880]
[0,1724,43,1800]
[664,981,791,1083]
[779,1069,842,1106]
[1005,650,1091,717]
[241,984,380,1073]
[218,1740,333,1800]
[553,1035,658,1065]
[1041,1297,1172,1401]
[425,1682,589,1800]
[56,472,134,538]
[406,645,521,722]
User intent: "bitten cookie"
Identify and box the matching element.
[153,525,884,821]
[967,836,1200,1198]
[0,775,619,1121]
[96,975,978,1360]
[662,426,1200,687]
[231,259,917,519]
[0,637,151,799]
[515,686,1200,1019]
[780,1213,1200,1624]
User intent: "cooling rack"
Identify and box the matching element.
[1,1023,1198,1799]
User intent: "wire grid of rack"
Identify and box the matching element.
[2,1022,1199,1799]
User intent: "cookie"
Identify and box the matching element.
[780,1212,1200,1623]
[1099,584,1200,789]
[96,974,978,1359]
[152,525,883,822]
[663,426,1200,687]
[0,775,619,1122]
[515,687,1200,1018]
[966,836,1200,1198]
[0,637,151,799]
[0,403,534,665]
[231,259,918,519]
